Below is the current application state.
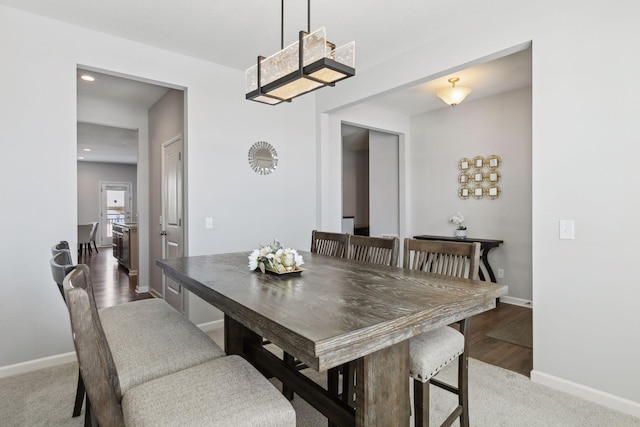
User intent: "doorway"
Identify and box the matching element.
[77,66,184,298]
[99,181,132,246]
[341,124,399,238]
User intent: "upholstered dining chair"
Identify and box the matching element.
[404,238,480,427]
[63,281,295,426]
[281,230,349,400]
[327,235,401,417]
[345,234,400,267]
[310,230,348,257]
[77,223,94,256]
[89,222,99,253]
[51,240,70,256]
[49,248,86,420]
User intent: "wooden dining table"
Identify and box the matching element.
[156,251,506,426]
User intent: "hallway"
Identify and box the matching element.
[78,246,152,310]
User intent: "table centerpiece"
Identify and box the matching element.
[248,239,305,274]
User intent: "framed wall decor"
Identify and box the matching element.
[457,154,502,200]
[248,141,278,175]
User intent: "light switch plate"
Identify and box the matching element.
[205,217,213,229]
[559,220,575,240]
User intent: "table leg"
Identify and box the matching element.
[355,340,410,427]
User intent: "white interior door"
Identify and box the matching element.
[161,136,185,314]
[99,182,132,246]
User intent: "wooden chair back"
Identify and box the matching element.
[310,230,348,257]
[63,265,123,400]
[65,287,125,426]
[346,235,400,267]
[403,238,481,280]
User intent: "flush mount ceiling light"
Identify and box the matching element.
[437,77,471,106]
[80,74,95,82]
[245,0,355,105]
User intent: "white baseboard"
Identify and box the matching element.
[197,319,224,333]
[0,352,77,379]
[531,370,640,418]
[499,295,533,308]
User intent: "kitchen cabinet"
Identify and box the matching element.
[112,223,138,284]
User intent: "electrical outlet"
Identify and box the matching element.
[497,268,504,279]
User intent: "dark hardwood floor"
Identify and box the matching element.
[467,302,533,377]
[78,246,533,377]
[78,245,152,310]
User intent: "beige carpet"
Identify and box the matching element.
[2,357,639,426]
[486,311,533,348]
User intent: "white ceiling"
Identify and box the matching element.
[77,69,170,164]
[77,122,139,165]
[0,0,510,72]
[5,0,532,162]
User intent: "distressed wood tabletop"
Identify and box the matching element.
[157,251,506,371]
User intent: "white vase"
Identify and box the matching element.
[455,229,467,239]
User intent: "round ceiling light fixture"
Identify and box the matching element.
[437,77,471,106]
[80,74,95,82]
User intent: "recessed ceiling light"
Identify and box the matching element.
[83,148,91,152]
[78,156,85,160]
[80,75,95,82]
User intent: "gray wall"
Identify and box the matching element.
[410,86,532,301]
[77,161,138,231]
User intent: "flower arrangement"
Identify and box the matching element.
[449,212,466,230]
[248,239,304,274]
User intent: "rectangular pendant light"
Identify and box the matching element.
[245,28,355,105]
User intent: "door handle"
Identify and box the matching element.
[160,231,167,236]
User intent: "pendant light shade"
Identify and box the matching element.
[437,77,471,106]
[245,2,355,105]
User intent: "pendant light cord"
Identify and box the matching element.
[307,0,311,33]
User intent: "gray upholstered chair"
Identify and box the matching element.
[51,240,70,256]
[404,238,480,427]
[50,248,85,419]
[310,230,348,257]
[63,264,227,395]
[51,250,75,297]
[77,223,94,256]
[64,280,296,426]
[89,222,99,253]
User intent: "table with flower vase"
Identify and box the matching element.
[157,251,505,427]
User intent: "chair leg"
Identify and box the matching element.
[414,378,430,427]
[93,242,99,253]
[72,370,85,416]
[458,320,470,427]
[84,396,92,427]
